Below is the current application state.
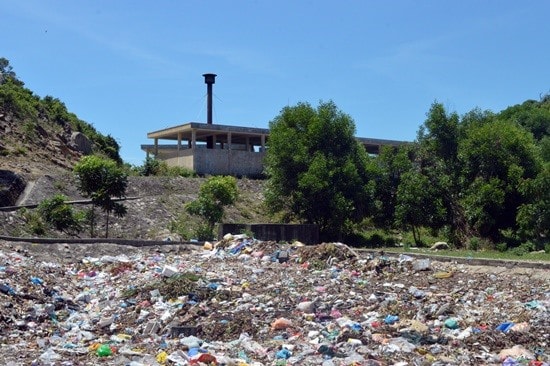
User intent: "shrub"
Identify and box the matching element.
[168,215,193,240]
[186,176,238,239]
[38,194,82,236]
[511,242,534,256]
[495,242,508,252]
[20,208,45,235]
[467,236,493,251]
[345,230,396,248]
[194,223,216,241]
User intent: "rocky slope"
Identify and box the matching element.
[0,111,87,178]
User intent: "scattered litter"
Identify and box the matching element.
[0,237,548,365]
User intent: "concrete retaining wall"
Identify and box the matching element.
[218,223,319,244]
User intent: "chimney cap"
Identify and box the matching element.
[203,73,217,84]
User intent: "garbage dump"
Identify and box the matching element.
[0,236,548,365]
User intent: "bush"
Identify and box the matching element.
[468,237,481,251]
[38,194,82,236]
[194,223,215,241]
[510,242,535,256]
[467,236,493,251]
[346,230,396,248]
[139,157,197,177]
[168,215,193,240]
[20,208,45,235]
[186,176,238,239]
[495,242,508,252]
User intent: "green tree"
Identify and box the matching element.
[395,170,446,245]
[459,119,541,239]
[372,145,413,228]
[540,136,550,163]
[516,163,550,243]
[264,101,374,240]
[0,57,23,86]
[38,194,82,236]
[141,156,162,176]
[498,98,550,141]
[73,155,128,237]
[415,102,468,246]
[186,176,238,240]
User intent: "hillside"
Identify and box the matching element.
[0,174,269,240]
[1,58,121,178]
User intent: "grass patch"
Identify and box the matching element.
[381,246,550,262]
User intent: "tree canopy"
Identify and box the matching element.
[264,101,374,240]
[73,155,128,237]
[186,176,239,240]
[387,100,548,248]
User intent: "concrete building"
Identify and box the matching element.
[141,74,408,177]
[141,122,269,177]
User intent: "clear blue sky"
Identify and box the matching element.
[3,1,549,165]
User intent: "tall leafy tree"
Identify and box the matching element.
[395,170,446,245]
[459,119,542,239]
[516,163,550,242]
[73,155,128,237]
[413,102,468,246]
[264,101,374,240]
[372,145,413,229]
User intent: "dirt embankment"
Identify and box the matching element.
[0,174,269,240]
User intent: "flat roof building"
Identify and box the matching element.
[140,74,408,177]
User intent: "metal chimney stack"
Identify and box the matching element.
[203,73,216,124]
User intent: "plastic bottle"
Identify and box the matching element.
[96,344,112,357]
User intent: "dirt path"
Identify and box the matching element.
[15,180,35,205]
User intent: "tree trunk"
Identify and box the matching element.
[412,226,421,245]
[105,211,110,238]
[89,207,95,238]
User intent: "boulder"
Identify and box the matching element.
[430,241,450,250]
[70,132,92,155]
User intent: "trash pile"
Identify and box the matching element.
[0,236,548,365]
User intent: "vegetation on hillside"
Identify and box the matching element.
[0,57,121,163]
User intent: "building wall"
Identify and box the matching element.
[193,148,265,176]
[156,149,195,170]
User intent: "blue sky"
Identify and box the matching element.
[3,1,549,165]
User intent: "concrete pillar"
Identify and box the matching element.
[191,130,196,149]
[227,132,232,150]
[154,138,158,155]
[245,136,250,151]
[261,134,265,151]
[212,134,217,149]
